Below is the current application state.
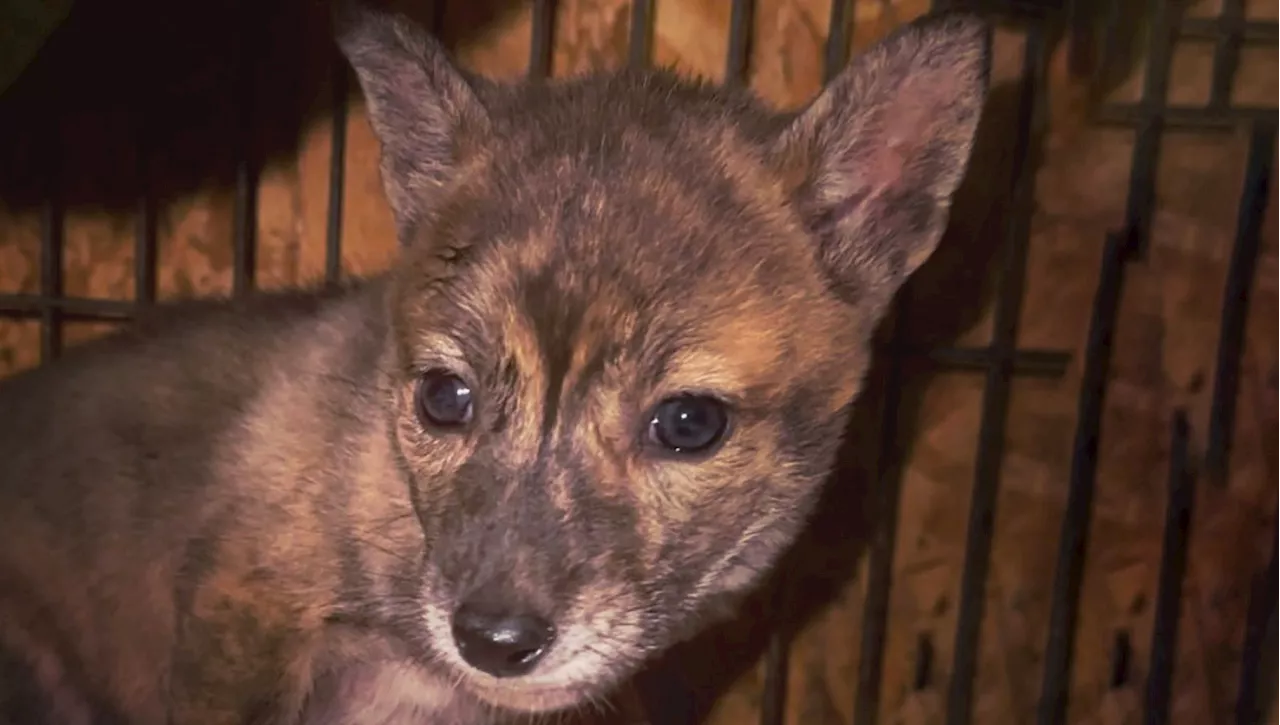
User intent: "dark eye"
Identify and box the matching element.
[647,395,731,455]
[415,370,474,429]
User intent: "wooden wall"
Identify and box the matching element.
[0,1,1274,723]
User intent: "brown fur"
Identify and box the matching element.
[0,2,990,723]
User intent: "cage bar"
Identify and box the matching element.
[1235,531,1278,725]
[232,31,259,297]
[758,610,791,725]
[232,157,259,295]
[1181,18,1278,45]
[1205,120,1276,478]
[1109,629,1132,687]
[1086,9,1280,133]
[0,294,135,321]
[724,0,754,85]
[39,181,64,363]
[1141,410,1193,725]
[134,121,157,306]
[1089,0,1123,93]
[914,632,936,690]
[1209,0,1245,110]
[427,0,446,33]
[902,345,1071,378]
[945,21,1047,725]
[1097,103,1274,132]
[823,0,851,84]
[628,0,652,68]
[1035,228,1131,725]
[937,0,1064,17]
[528,0,556,79]
[852,300,912,725]
[326,52,350,285]
[1064,0,1095,76]
[1120,0,1175,258]
[0,2,1273,724]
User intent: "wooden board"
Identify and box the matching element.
[0,2,1274,723]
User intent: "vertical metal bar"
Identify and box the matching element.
[1205,121,1276,478]
[528,0,557,79]
[944,22,1046,725]
[1035,230,1130,725]
[1248,603,1278,725]
[758,612,791,725]
[39,136,64,364]
[1093,0,1122,94]
[134,119,157,307]
[1066,0,1097,77]
[326,52,350,286]
[232,161,258,295]
[822,0,851,84]
[628,0,653,68]
[232,29,259,296]
[913,632,935,690]
[1123,0,1174,258]
[1141,410,1193,725]
[1235,530,1278,725]
[1109,629,1133,688]
[852,302,912,725]
[428,0,447,34]
[724,0,754,85]
[1209,0,1244,110]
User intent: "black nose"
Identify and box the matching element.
[450,602,556,678]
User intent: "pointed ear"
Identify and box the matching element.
[333,0,490,242]
[772,12,991,316]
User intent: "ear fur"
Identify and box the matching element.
[332,0,489,242]
[773,12,991,315]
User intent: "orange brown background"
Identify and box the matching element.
[0,1,1275,723]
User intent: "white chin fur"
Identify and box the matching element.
[420,600,645,714]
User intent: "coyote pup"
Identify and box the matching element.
[0,3,990,723]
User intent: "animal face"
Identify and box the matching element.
[335,1,989,715]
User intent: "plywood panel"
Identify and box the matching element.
[0,2,1273,724]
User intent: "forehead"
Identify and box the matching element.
[394,72,854,390]
[431,213,824,399]
[470,70,803,269]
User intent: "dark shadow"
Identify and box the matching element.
[630,69,1043,724]
[899,65,1032,347]
[0,0,526,214]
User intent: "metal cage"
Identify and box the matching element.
[0,1,1274,724]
